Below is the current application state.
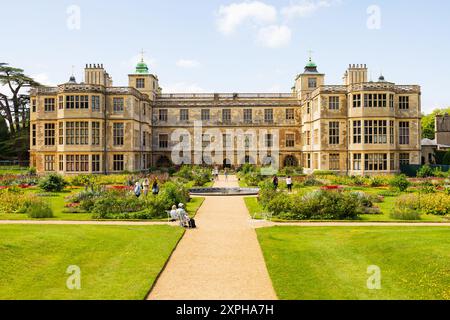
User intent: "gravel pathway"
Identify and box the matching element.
[147,175,277,300]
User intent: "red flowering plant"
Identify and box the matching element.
[320,185,344,191]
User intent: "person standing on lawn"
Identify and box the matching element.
[272,175,279,190]
[134,181,142,198]
[286,176,293,193]
[143,178,150,196]
[152,179,159,195]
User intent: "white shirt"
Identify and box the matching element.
[286,178,292,185]
[170,209,178,220]
[176,208,187,220]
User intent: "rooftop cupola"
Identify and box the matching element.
[129,50,159,101]
[135,50,149,74]
[303,56,320,74]
[68,75,77,84]
[294,52,325,100]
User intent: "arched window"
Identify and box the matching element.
[284,155,298,167]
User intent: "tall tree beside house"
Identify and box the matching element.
[0,63,40,161]
[422,107,450,140]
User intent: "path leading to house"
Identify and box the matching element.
[147,175,277,300]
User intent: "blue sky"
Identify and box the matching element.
[1,0,449,113]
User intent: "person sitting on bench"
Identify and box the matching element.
[176,203,190,227]
[169,205,178,222]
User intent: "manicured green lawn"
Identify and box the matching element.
[244,197,264,219]
[0,224,184,300]
[0,167,29,174]
[257,226,450,300]
[186,196,204,218]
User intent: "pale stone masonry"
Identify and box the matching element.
[29,57,421,175]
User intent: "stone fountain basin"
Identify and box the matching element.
[189,187,259,196]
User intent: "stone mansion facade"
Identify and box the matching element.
[29,57,421,175]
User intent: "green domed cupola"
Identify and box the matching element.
[135,49,150,74]
[135,59,149,74]
[303,55,320,74]
[306,57,317,68]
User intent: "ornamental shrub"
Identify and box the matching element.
[267,191,364,220]
[39,173,67,192]
[238,163,256,174]
[368,176,386,187]
[291,191,363,220]
[390,207,421,220]
[258,180,278,207]
[389,174,410,192]
[266,193,293,216]
[26,200,54,219]
[419,193,450,216]
[0,188,35,213]
[302,176,323,187]
[417,165,434,178]
[159,181,190,206]
[91,196,145,219]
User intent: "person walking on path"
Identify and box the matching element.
[272,175,279,190]
[143,178,150,196]
[224,168,228,181]
[286,176,293,193]
[214,167,219,181]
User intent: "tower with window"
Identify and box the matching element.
[294,56,325,100]
[128,52,160,101]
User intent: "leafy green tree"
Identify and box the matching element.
[0,63,40,161]
[0,116,8,140]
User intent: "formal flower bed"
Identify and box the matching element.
[0,187,53,218]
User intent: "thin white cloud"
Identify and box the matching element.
[216,1,277,35]
[214,0,341,48]
[161,82,205,93]
[176,59,200,68]
[257,25,292,48]
[281,0,341,20]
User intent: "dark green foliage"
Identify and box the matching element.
[389,174,410,192]
[257,180,278,207]
[280,191,364,220]
[89,181,190,220]
[174,165,212,186]
[242,171,265,187]
[262,189,367,220]
[38,173,67,192]
[435,151,447,165]
[238,163,257,174]
[417,165,435,178]
[442,151,450,166]
[26,200,54,218]
[302,176,323,186]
